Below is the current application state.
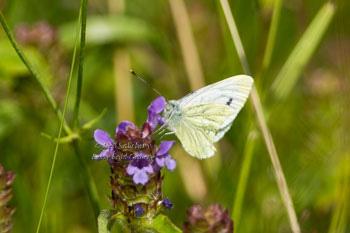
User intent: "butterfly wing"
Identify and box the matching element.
[173,103,235,159]
[178,75,253,142]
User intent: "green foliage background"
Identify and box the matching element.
[0,0,349,232]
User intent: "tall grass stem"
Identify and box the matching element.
[35,7,82,233]
[219,0,301,232]
[73,0,88,129]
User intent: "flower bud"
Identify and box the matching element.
[183,204,234,233]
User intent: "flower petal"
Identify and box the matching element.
[157,115,165,125]
[157,141,176,155]
[92,149,110,161]
[155,157,165,167]
[116,121,136,134]
[126,164,138,175]
[165,156,177,171]
[143,164,154,174]
[132,170,150,185]
[148,96,166,114]
[94,130,113,147]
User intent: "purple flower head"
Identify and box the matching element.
[93,130,115,161]
[134,204,145,217]
[155,141,177,171]
[147,96,166,131]
[162,198,173,210]
[127,152,154,185]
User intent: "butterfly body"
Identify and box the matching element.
[163,75,253,159]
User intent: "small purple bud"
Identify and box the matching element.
[134,204,144,217]
[162,198,173,210]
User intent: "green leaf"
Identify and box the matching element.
[59,15,158,48]
[81,108,107,131]
[40,132,79,144]
[98,210,131,233]
[98,210,116,233]
[272,3,335,99]
[140,214,182,233]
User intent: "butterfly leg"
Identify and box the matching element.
[153,123,168,136]
[159,132,175,141]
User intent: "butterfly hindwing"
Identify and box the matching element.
[173,103,235,159]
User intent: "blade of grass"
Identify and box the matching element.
[0,12,72,135]
[35,3,83,232]
[262,0,283,71]
[232,129,258,230]
[72,0,88,129]
[168,0,205,90]
[272,3,335,99]
[71,0,101,220]
[219,0,301,232]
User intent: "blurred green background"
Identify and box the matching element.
[0,0,349,232]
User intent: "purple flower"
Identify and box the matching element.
[162,198,173,210]
[116,121,136,134]
[93,130,114,161]
[127,153,154,185]
[155,141,177,171]
[147,96,166,131]
[134,204,145,217]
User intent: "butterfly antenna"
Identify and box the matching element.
[130,70,162,97]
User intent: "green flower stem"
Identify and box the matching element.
[73,0,88,129]
[0,11,72,135]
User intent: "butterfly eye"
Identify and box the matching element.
[165,103,172,111]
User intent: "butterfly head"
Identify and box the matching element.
[163,100,180,119]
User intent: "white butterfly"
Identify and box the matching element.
[162,75,254,159]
